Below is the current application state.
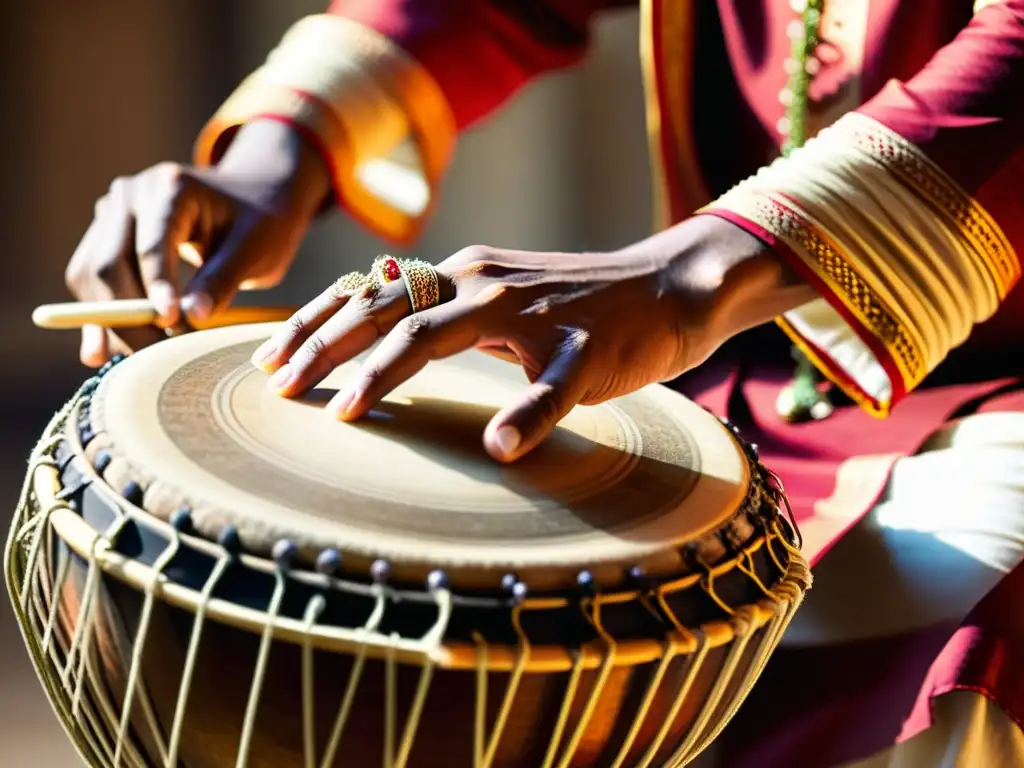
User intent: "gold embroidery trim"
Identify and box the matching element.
[832,114,1020,298]
[640,0,708,231]
[776,315,888,417]
[712,187,925,395]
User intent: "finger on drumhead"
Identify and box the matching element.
[268,279,411,398]
[251,280,360,373]
[329,301,481,421]
[483,332,589,463]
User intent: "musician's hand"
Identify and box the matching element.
[254,216,814,462]
[64,120,330,367]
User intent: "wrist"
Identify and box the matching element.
[651,214,818,351]
[215,119,331,217]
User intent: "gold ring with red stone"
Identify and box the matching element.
[372,255,441,314]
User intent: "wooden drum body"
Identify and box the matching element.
[5,324,810,767]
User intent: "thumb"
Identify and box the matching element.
[180,218,256,321]
[484,331,589,463]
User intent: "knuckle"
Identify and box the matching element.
[447,245,498,276]
[107,175,131,198]
[301,333,325,360]
[352,284,384,315]
[395,314,434,345]
[526,383,565,423]
[298,333,328,364]
[450,244,490,266]
[476,281,512,307]
[285,313,308,339]
[359,364,383,390]
[94,259,122,286]
[64,259,88,294]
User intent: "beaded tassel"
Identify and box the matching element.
[776,0,835,423]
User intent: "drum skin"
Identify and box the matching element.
[8,325,810,768]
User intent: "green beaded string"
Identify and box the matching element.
[782,0,824,156]
[777,0,834,423]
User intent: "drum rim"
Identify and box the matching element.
[31,459,811,671]
[78,325,756,589]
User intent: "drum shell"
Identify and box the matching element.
[54,563,777,768]
[28,448,795,768]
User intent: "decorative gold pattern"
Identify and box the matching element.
[400,259,441,314]
[333,270,373,294]
[715,188,924,391]
[640,0,709,230]
[833,114,1020,297]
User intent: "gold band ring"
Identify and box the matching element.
[332,270,373,294]
[371,255,441,313]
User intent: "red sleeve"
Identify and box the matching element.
[858,0,1024,193]
[327,0,616,129]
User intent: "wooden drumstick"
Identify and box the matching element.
[32,300,296,331]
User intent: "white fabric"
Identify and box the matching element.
[783,296,892,406]
[785,410,1024,647]
[691,409,1024,766]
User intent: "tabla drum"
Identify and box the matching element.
[5,324,810,768]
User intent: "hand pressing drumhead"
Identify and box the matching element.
[253,216,816,462]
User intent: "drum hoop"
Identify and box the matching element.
[30,461,809,671]
[82,331,756,586]
[27,418,811,672]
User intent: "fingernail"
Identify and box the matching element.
[149,281,178,324]
[268,364,294,392]
[492,426,521,459]
[329,389,357,419]
[181,292,213,321]
[251,340,277,370]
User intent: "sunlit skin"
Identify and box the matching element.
[250,215,814,463]
[63,118,815,463]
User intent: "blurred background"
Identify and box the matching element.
[0,1,650,764]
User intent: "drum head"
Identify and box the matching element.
[81,324,748,589]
